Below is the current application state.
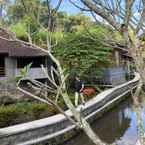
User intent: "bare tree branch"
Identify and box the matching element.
[81,0,120,30]
[136,0,145,34]
[17,84,79,128]
[123,0,134,26]
[69,0,90,11]
[17,86,52,105]
[54,0,62,12]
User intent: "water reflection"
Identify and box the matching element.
[93,101,132,144]
[64,99,143,145]
[116,110,137,145]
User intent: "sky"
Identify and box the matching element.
[10,0,80,15]
[51,0,95,21]
[51,0,143,19]
[51,0,82,15]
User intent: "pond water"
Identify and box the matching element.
[64,98,145,145]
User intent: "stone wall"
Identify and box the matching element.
[0,73,140,145]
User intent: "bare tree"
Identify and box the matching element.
[14,1,106,144]
[16,43,106,145]
[69,0,145,144]
[17,61,105,145]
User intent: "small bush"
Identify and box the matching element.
[0,105,20,127]
[0,102,57,128]
[30,103,57,119]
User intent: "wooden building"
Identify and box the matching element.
[98,45,133,86]
[0,28,48,81]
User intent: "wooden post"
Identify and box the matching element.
[115,51,120,67]
[127,60,131,76]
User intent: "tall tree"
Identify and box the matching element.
[44,0,62,31]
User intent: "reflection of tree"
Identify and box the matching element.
[133,105,145,145]
[92,102,131,144]
[65,100,134,145]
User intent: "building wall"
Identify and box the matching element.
[3,57,48,80]
[5,57,17,79]
[16,67,47,79]
[103,67,126,86]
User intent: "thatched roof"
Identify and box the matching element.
[0,28,48,57]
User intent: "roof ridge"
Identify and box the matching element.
[0,27,48,53]
[0,30,48,57]
[0,27,16,39]
[0,34,48,53]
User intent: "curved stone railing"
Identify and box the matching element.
[0,73,140,145]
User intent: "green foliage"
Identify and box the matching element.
[68,13,93,32]
[10,22,28,41]
[0,102,57,128]
[33,29,64,48]
[7,0,93,34]
[10,15,40,42]
[15,63,32,82]
[54,25,112,82]
[20,63,32,77]
[0,105,19,127]
[69,13,91,26]
[7,0,43,24]
[6,0,115,85]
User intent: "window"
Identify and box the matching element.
[0,56,5,77]
[17,57,46,68]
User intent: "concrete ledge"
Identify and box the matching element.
[0,73,140,145]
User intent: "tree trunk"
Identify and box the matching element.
[133,79,143,105]
[134,106,145,145]
[0,4,3,25]
[62,93,105,145]
[47,51,105,145]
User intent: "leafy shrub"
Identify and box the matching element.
[33,30,64,48]
[10,22,28,41]
[0,102,57,128]
[54,25,113,84]
[30,103,57,119]
[0,105,20,127]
